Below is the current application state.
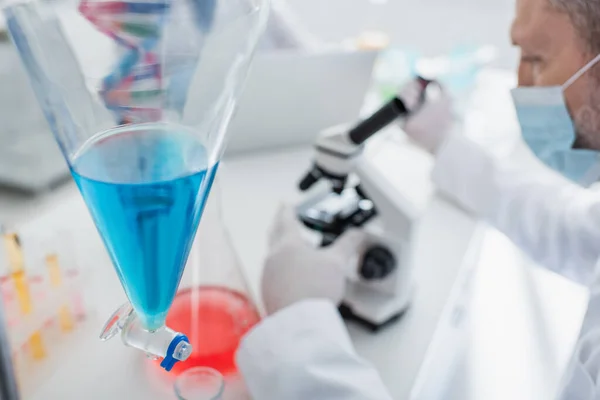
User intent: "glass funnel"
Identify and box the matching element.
[4,0,268,370]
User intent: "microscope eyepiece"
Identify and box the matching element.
[347,76,435,146]
[348,97,408,145]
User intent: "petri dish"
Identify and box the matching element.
[174,367,224,400]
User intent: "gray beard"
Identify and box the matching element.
[573,91,600,150]
[574,118,600,150]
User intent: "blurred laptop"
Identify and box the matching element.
[0,38,377,192]
[0,11,119,194]
[225,49,378,155]
[0,35,69,194]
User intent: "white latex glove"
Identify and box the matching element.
[400,80,455,154]
[261,205,368,315]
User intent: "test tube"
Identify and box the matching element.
[3,234,32,315]
[28,332,46,360]
[66,269,86,322]
[2,233,47,361]
[0,273,18,330]
[28,275,47,306]
[41,317,60,349]
[45,253,74,333]
[24,236,64,359]
[56,230,86,322]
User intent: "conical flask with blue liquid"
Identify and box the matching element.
[3,0,268,372]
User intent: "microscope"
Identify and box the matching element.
[297,77,434,332]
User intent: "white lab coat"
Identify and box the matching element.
[235,131,600,399]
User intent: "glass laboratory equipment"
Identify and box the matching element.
[4,0,269,372]
[155,178,262,379]
[174,367,224,400]
[0,227,93,397]
[0,21,68,192]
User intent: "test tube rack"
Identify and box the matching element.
[0,231,89,398]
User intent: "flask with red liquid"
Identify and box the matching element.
[155,177,263,384]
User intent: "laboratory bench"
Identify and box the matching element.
[17,137,483,400]
[0,70,589,400]
[13,136,588,400]
[0,0,586,396]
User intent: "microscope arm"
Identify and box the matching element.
[296,79,435,330]
[354,157,421,239]
[299,77,432,193]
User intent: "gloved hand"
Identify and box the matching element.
[399,79,455,154]
[261,205,367,315]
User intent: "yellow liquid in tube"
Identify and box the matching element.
[46,254,74,332]
[11,270,32,315]
[2,233,47,360]
[29,332,46,360]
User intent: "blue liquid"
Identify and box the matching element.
[71,123,217,330]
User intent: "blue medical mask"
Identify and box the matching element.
[511,54,600,185]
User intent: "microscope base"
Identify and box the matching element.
[338,282,414,332]
[338,303,410,332]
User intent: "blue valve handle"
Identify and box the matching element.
[160,334,190,371]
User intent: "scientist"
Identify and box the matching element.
[235,0,600,398]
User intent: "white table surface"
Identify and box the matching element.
[218,141,481,400]
[0,0,583,397]
[5,128,479,400]
[411,228,589,400]
[0,66,584,399]
[19,140,588,400]
[2,68,518,400]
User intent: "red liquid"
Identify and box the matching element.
[161,286,261,375]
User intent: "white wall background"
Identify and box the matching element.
[288,0,519,70]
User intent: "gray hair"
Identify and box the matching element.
[549,0,600,54]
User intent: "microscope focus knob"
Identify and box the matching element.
[360,246,396,280]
